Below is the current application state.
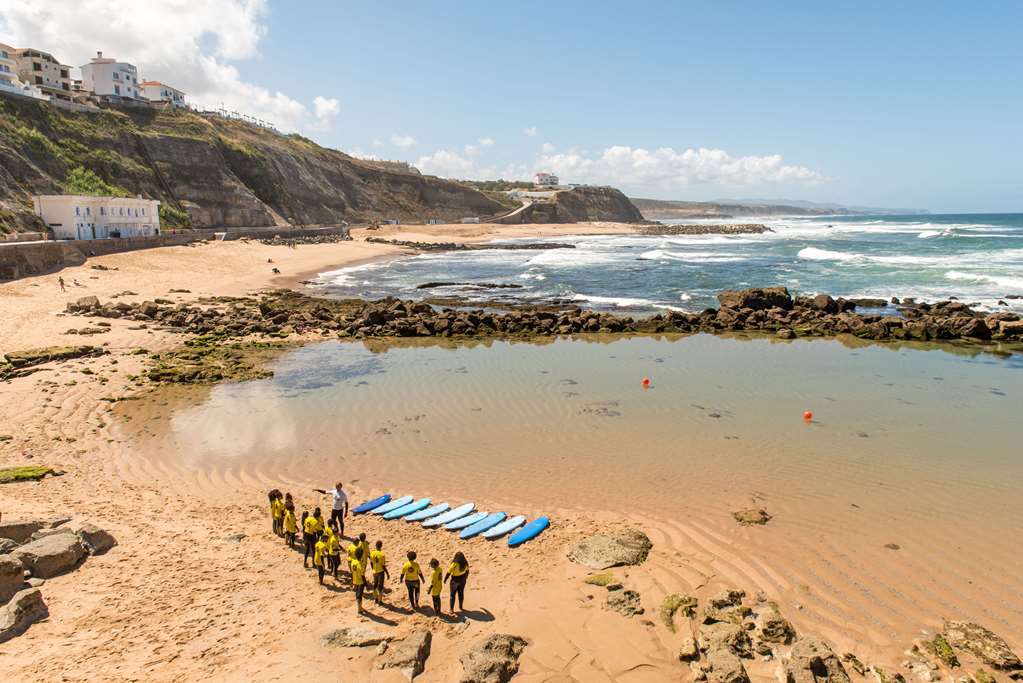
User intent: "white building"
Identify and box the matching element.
[32,195,161,241]
[534,172,559,187]
[80,52,141,100]
[11,47,72,101]
[0,43,52,100]
[140,81,186,108]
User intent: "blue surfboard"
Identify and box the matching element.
[508,517,550,547]
[372,495,413,515]
[383,497,431,520]
[424,503,474,528]
[482,515,526,540]
[352,494,390,514]
[444,510,487,531]
[404,502,449,522]
[459,512,507,539]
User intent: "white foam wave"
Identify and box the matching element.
[571,293,655,308]
[639,249,748,263]
[525,249,622,267]
[944,271,1023,291]
[797,247,861,262]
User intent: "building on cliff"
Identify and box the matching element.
[534,172,559,187]
[10,47,72,102]
[32,195,161,240]
[141,81,186,108]
[80,52,142,101]
[0,43,45,100]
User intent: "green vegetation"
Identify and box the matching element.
[923,634,960,667]
[146,341,289,384]
[460,179,535,191]
[974,670,996,683]
[0,465,58,484]
[659,594,698,632]
[62,166,131,197]
[583,571,616,587]
[159,202,192,228]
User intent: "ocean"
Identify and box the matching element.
[317,213,1023,314]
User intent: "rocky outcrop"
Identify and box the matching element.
[76,523,117,556]
[942,621,1021,671]
[375,630,432,680]
[459,634,529,683]
[732,508,772,526]
[547,186,645,223]
[606,588,644,617]
[566,528,652,569]
[785,638,851,683]
[0,587,48,644]
[0,555,27,604]
[321,625,393,648]
[1,345,107,380]
[703,589,751,626]
[756,604,796,644]
[11,532,88,578]
[0,94,505,233]
[718,287,794,311]
[638,223,771,236]
[0,520,45,544]
[699,622,753,683]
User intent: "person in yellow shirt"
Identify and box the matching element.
[268,490,282,536]
[313,535,327,585]
[283,501,298,548]
[398,551,425,610]
[357,532,370,568]
[444,551,470,612]
[369,540,389,605]
[427,558,444,615]
[312,508,325,536]
[325,523,342,579]
[350,546,367,614]
[346,539,358,573]
[302,510,319,568]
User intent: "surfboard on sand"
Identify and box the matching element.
[423,503,474,528]
[459,512,507,539]
[482,515,526,540]
[404,502,449,522]
[352,494,390,514]
[508,517,550,547]
[383,498,431,520]
[444,510,487,531]
[372,495,413,515]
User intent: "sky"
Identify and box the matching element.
[1,1,1021,212]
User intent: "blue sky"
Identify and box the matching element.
[3,1,1022,211]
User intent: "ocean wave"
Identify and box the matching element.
[944,271,1023,290]
[639,249,748,263]
[524,249,622,267]
[797,247,861,262]
[571,293,655,308]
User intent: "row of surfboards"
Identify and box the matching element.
[352,494,549,547]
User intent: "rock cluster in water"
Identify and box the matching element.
[365,237,577,251]
[638,223,771,235]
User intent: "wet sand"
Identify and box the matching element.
[2,224,1021,681]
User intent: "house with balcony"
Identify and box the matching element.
[0,43,47,101]
[533,172,560,187]
[11,47,72,101]
[32,195,161,241]
[80,52,142,101]
[140,81,186,108]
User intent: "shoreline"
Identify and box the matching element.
[2,223,1021,681]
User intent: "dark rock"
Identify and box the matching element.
[10,532,87,578]
[733,509,772,526]
[718,287,792,311]
[0,520,44,544]
[459,633,529,683]
[0,554,27,603]
[566,528,653,569]
[76,523,116,555]
[756,604,796,644]
[322,625,393,648]
[811,294,839,314]
[375,630,432,680]
[0,587,48,644]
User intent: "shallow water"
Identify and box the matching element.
[316,213,1023,314]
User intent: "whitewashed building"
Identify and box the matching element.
[140,81,186,108]
[32,195,161,240]
[80,52,141,100]
[533,172,559,187]
[9,46,71,101]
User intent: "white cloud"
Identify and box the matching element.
[348,150,379,161]
[415,150,475,178]
[0,0,340,133]
[537,146,824,189]
[309,95,340,130]
[464,144,479,156]
[524,126,537,137]
[391,134,417,148]
[542,142,555,153]
[478,137,495,146]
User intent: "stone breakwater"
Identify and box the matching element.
[364,237,577,251]
[62,287,1023,348]
[638,223,771,235]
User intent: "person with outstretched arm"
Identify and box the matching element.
[314,483,349,538]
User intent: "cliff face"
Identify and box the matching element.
[494,186,645,224]
[0,94,505,233]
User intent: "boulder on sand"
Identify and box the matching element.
[717,287,793,311]
[785,638,851,683]
[756,604,796,644]
[321,625,392,648]
[0,519,45,544]
[375,630,432,680]
[0,587,48,644]
[699,621,752,683]
[566,528,652,569]
[11,531,87,578]
[606,588,644,617]
[459,633,529,683]
[942,620,1021,671]
[0,554,27,603]
[76,523,116,555]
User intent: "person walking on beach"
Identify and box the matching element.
[326,522,342,578]
[314,483,349,537]
[271,490,284,536]
[400,551,425,610]
[267,490,280,535]
[350,546,367,614]
[369,540,389,604]
[58,276,66,292]
[283,500,297,548]
[445,552,470,612]
[313,534,327,585]
[428,558,443,616]
[357,532,370,569]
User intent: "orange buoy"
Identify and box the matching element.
[803,410,813,421]
[642,377,650,387]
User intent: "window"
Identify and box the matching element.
[75,207,80,216]
[113,84,120,95]
[34,76,42,85]
[112,72,120,80]
[32,62,41,71]
[60,69,68,78]
[100,207,106,216]
[141,208,146,216]
[85,207,91,216]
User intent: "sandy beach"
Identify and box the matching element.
[1,222,1021,682]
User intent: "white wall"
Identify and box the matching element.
[81,60,140,98]
[33,195,161,240]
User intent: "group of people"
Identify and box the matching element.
[268,484,471,617]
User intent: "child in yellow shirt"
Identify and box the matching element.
[283,502,297,548]
[428,558,443,615]
[369,540,389,605]
[313,536,327,585]
[350,546,367,614]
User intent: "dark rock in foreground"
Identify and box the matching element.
[0,587,48,644]
[375,630,432,679]
[785,638,851,683]
[10,532,87,578]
